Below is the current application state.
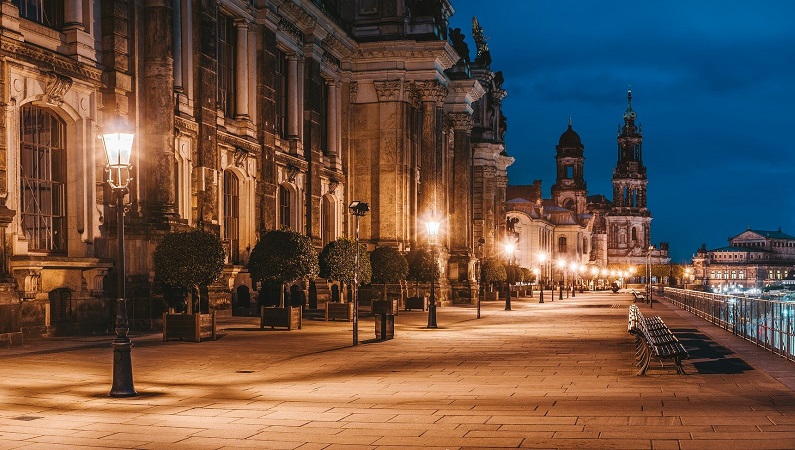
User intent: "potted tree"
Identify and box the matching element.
[248,230,319,330]
[370,247,408,315]
[405,248,436,311]
[481,257,506,301]
[319,238,371,321]
[154,229,225,342]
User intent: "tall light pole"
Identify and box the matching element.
[477,237,485,319]
[556,258,566,300]
[102,125,136,398]
[569,262,577,298]
[426,220,440,328]
[536,252,547,303]
[504,242,515,311]
[647,245,655,308]
[349,201,369,345]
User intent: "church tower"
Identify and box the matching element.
[605,89,652,262]
[551,119,587,214]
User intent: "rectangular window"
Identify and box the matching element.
[320,81,328,154]
[217,14,236,117]
[13,0,63,29]
[275,50,288,138]
[739,271,745,279]
[223,171,240,264]
[279,185,291,230]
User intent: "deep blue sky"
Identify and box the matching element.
[448,1,795,263]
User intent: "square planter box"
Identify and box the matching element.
[405,296,427,311]
[372,299,399,315]
[375,313,394,340]
[260,306,302,330]
[163,313,217,342]
[325,302,354,321]
[484,291,499,301]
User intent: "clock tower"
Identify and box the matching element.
[551,118,587,215]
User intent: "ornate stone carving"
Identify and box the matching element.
[287,164,300,182]
[415,80,447,105]
[321,51,340,71]
[406,82,421,109]
[43,71,73,106]
[349,81,358,103]
[373,80,403,102]
[328,178,339,195]
[278,16,304,45]
[218,131,260,153]
[447,112,474,131]
[277,0,316,30]
[0,40,102,83]
[234,148,248,170]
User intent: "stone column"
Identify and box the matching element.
[447,112,477,302]
[326,80,338,157]
[64,0,83,28]
[234,19,249,119]
[416,80,447,232]
[142,0,177,220]
[171,0,183,92]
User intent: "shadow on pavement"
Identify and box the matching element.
[675,328,754,374]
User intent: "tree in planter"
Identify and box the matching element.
[405,248,438,296]
[370,247,408,300]
[153,229,226,314]
[248,230,319,307]
[319,238,371,302]
[480,257,506,292]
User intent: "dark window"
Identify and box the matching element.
[631,227,638,241]
[217,14,236,117]
[49,288,72,324]
[322,196,333,247]
[558,236,567,254]
[320,81,328,154]
[279,185,291,229]
[20,105,66,253]
[13,0,63,29]
[275,50,288,138]
[223,171,240,264]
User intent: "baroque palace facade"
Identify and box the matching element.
[692,228,795,292]
[505,91,669,285]
[0,0,511,336]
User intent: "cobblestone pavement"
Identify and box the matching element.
[1,291,794,449]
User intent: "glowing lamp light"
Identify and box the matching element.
[426,220,440,238]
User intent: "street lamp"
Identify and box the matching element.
[536,252,547,303]
[102,124,136,398]
[556,258,566,300]
[647,245,655,308]
[426,219,440,328]
[349,201,370,345]
[504,242,515,311]
[568,262,577,298]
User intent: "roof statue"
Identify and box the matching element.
[472,16,491,66]
[449,27,470,64]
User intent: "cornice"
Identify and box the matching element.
[217,130,261,154]
[174,116,199,136]
[1,37,102,84]
[355,41,457,70]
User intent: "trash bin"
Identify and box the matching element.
[375,313,394,340]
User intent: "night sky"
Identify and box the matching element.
[448,1,795,263]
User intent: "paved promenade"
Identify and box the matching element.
[1,291,794,449]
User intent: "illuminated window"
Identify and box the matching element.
[279,185,291,230]
[20,105,66,252]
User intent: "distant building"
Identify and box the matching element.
[692,227,795,291]
[506,90,669,285]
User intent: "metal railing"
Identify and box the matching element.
[662,287,794,362]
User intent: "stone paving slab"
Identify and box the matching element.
[1,291,794,449]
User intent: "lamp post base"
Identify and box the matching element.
[427,302,437,328]
[110,339,136,397]
[539,290,544,303]
[505,291,511,311]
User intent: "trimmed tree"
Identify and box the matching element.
[153,229,226,314]
[249,230,319,307]
[370,247,409,299]
[405,248,438,296]
[318,238,371,302]
[481,257,506,292]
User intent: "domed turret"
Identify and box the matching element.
[558,118,582,147]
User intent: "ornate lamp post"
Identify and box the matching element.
[426,219,440,328]
[102,125,136,398]
[349,201,370,346]
[504,242,515,311]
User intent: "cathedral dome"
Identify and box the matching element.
[558,123,582,147]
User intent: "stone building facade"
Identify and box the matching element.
[692,228,795,292]
[505,90,668,283]
[0,0,511,337]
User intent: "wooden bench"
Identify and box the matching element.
[627,305,688,375]
[631,289,645,302]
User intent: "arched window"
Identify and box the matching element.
[558,236,567,254]
[279,185,291,230]
[223,170,240,264]
[20,105,66,252]
[563,198,574,210]
[631,227,638,241]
